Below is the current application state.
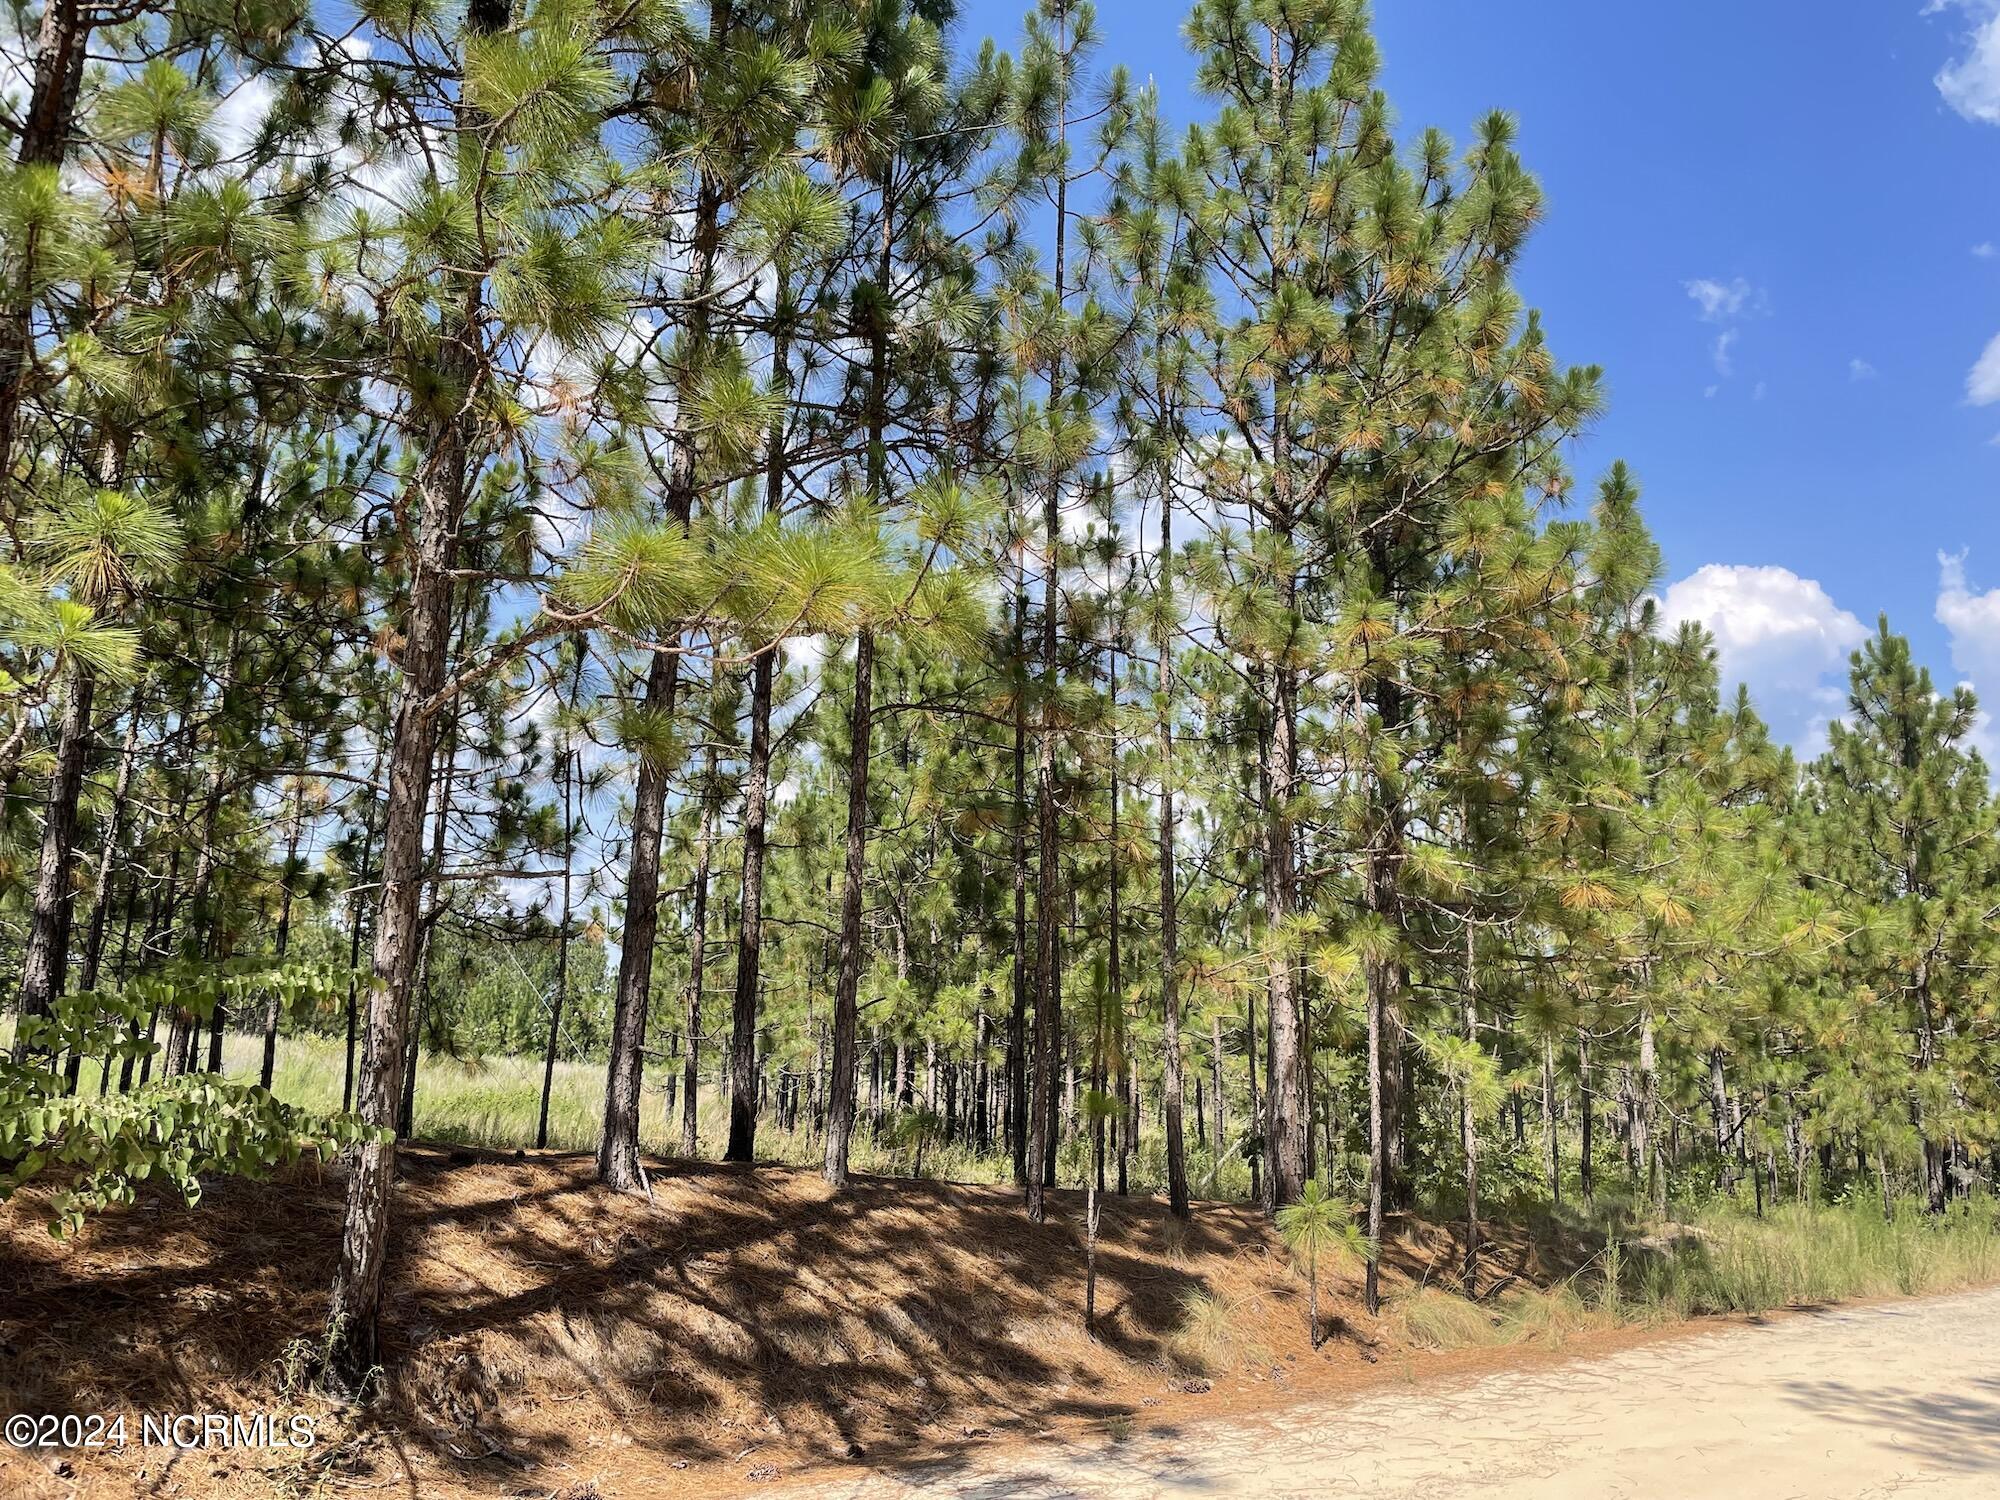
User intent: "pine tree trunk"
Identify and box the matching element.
[12,661,95,1060]
[1260,669,1307,1209]
[825,167,898,1186]
[1364,951,1386,1317]
[402,698,463,1139]
[1211,1014,1226,1182]
[1009,572,1030,1187]
[725,296,793,1164]
[1461,920,1480,1297]
[598,5,730,1179]
[1577,1028,1596,1202]
[260,778,306,1089]
[538,733,577,1151]
[973,1007,990,1152]
[78,692,144,995]
[341,750,382,1114]
[680,744,718,1160]
[1245,993,1262,1204]
[321,375,473,1390]
[321,0,506,1366]
[1155,497,1190,1218]
[0,0,93,493]
[1544,1036,1561,1208]
[822,628,876,1186]
[1636,1006,1662,1215]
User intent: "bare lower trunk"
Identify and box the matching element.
[680,746,718,1159]
[321,440,466,1389]
[1578,1028,1596,1201]
[538,733,577,1151]
[1156,503,1190,1219]
[726,651,775,1162]
[261,779,305,1089]
[12,662,95,1059]
[1636,1006,1661,1215]
[1260,667,1306,1210]
[599,651,679,1186]
[79,693,144,995]
[823,629,876,1186]
[1461,921,1480,1297]
[1364,957,1385,1317]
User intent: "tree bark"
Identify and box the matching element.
[725,644,772,1164]
[822,628,875,1186]
[725,296,790,1163]
[12,662,95,1060]
[537,720,578,1150]
[597,0,731,1183]
[825,178,895,1188]
[1155,471,1190,1219]
[321,0,505,1376]
[0,0,93,503]
[680,744,718,1159]
[321,397,472,1389]
[260,776,306,1089]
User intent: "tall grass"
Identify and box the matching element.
[1395,1194,2000,1351]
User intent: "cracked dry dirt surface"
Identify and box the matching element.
[789,1285,2000,1500]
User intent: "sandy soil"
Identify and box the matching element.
[785,1284,2000,1499]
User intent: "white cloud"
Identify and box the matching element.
[1713,329,1739,376]
[1968,330,2000,404]
[1657,564,1867,750]
[1975,242,1997,258]
[1685,277,1756,323]
[1935,1,2000,123]
[1937,551,2000,683]
[1849,357,1879,381]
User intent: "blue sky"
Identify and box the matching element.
[955,0,2000,751]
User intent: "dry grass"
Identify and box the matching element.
[1168,1288,1275,1374]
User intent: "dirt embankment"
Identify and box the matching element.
[1,1148,1601,1499]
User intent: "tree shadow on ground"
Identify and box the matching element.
[1778,1377,2000,1473]
[1,1145,1279,1497]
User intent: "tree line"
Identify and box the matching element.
[3,0,1997,1390]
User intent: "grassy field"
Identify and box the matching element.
[49,1026,1068,1184]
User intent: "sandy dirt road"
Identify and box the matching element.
[790,1285,2000,1499]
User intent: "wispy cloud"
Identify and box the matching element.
[1685,277,1758,322]
[1849,357,1879,381]
[1685,277,1767,394]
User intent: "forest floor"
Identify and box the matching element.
[0,1146,1988,1499]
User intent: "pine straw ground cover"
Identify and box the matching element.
[0,1150,1992,1499]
